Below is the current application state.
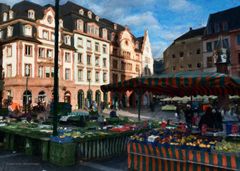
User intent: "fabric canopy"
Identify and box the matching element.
[101,71,240,97]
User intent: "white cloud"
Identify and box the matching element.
[168,0,200,12]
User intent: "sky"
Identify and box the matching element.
[3,0,240,58]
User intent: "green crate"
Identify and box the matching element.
[49,142,76,166]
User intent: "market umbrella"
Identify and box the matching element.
[101,71,240,96]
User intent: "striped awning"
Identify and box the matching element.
[101,71,240,96]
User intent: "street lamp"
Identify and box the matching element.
[24,65,30,116]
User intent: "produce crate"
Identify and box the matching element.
[49,142,76,166]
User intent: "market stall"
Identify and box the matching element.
[128,128,240,171]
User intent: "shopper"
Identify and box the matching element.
[109,105,118,118]
[184,104,193,130]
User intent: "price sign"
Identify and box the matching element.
[231,124,239,134]
[201,124,207,134]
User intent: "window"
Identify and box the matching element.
[25,45,32,56]
[136,64,140,72]
[51,33,55,41]
[87,70,91,80]
[47,16,53,24]
[51,68,54,77]
[87,40,91,50]
[88,11,92,18]
[95,72,99,82]
[95,42,99,52]
[95,56,100,66]
[24,25,32,37]
[65,52,71,62]
[47,49,53,58]
[188,64,192,68]
[38,48,45,58]
[7,46,12,57]
[3,12,7,22]
[9,11,13,20]
[103,44,107,54]
[45,67,50,78]
[214,23,220,33]
[121,61,126,70]
[237,35,240,45]
[28,10,35,19]
[113,60,118,69]
[7,26,13,37]
[77,37,83,47]
[59,19,63,28]
[196,49,201,54]
[87,24,99,36]
[64,35,71,45]
[65,68,70,80]
[103,72,107,83]
[24,64,31,77]
[222,22,228,31]
[76,19,84,31]
[207,57,213,68]
[87,55,91,65]
[222,38,229,48]
[95,16,99,21]
[79,9,84,15]
[179,52,184,57]
[38,66,43,78]
[103,58,107,67]
[6,64,12,77]
[78,69,83,81]
[43,30,49,40]
[77,53,82,64]
[197,63,201,68]
[172,54,175,58]
[206,42,212,52]
[102,29,108,39]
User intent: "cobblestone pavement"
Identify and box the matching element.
[0,151,128,171]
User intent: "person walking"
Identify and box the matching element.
[184,104,194,130]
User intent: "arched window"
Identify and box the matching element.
[76,19,83,31]
[79,9,84,15]
[28,10,35,19]
[38,91,46,102]
[7,26,13,37]
[24,25,32,37]
[3,12,7,22]
[88,11,92,19]
[9,10,14,20]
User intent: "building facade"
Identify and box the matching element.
[0,1,154,109]
[153,58,164,75]
[163,27,205,73]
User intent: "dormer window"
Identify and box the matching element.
[88,11,92,19]
[28,10,35,19]
[95,16,99,21]
[3,12,7,22]
[87,23,99,36]
[24,25,32,37]
[79,9,84,15]
[102,28,108,40]
[59,19,63,28]
[7,26,13,37]
[64,35,71,45]
[47,16,53,24]
[114,24,117,30]
[9,10,14,20]
[76,19,83,31]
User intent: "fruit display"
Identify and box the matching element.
[130,128,221,151]
[214,140,240,153]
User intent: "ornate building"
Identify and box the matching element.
[0,1,154,109]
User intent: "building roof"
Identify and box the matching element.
[175,27,205,42]
[205,5,240,35]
